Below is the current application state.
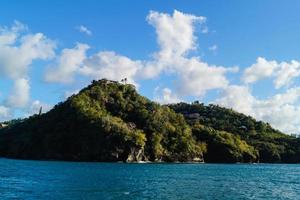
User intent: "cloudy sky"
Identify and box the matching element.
[1,0,300,134]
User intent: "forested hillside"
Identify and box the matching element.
[0,80,204,162]
[169,103,300,163]
[0,79,299,163]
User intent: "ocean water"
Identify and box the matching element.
[0,159,299,200]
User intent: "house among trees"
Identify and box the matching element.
[0,123,8,129]
[185,113,200,119]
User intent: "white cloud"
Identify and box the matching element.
[80,51,143,85]
[45,43,89,83]
[208,44,218,52]
[140,9,207,79]
[77,25,92,36]
[274,60,300,89]
[145,10,236,97]
[6,78,30,108]
[0,21,27,45]
[176,57,237,96]
[242,57,278,84]
[0,22,56,79]
[47,10,235,98]
[215,85,300,134]
[0,21,56,120]
[0,105,11,121]
[147,10,206,60]
[138,61,163,79]
[46,45,142,86]
[242,57,300,89]
[46,46,143,86]
[215,85,255,116]
[154,87,181,104]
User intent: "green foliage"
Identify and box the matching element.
[192,124,258,163]
[169,102,300,163]
[0,79,203,162]
[1,80,300,163]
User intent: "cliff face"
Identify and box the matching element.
[0,79,204,162]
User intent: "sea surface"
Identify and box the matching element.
[0,159,300,200]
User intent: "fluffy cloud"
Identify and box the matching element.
[0,22,56,79]
[176,57,238,96]
[45,43,89,83]
[154,87,181,104]
[47,10,235,98]
[215,85,255,115]
[146,10,236,97]
[80,51,143,85]
[0,21,27,45]
[215,85,300,134]
[0,21,55,120]
[147,10,206,59]
[0,105,10,120]
[242,57,300,89]
[76,25,92,36]
[274,60,300,89]
[46,46,142,86]
[242,57,278,84]
[6,78,30,108]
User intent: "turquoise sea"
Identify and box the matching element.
[0,158,299,200]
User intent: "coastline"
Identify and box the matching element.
[2,157,298,164]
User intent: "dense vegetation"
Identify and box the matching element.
[0,80,204,162]
[169,102,300,163]
[0,79,299,163]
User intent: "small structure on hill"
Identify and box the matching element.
[93,79,119,85]
[0,123,8,128]
[185,113,200,119]
[239,125,248,131]
[121,78,128,84]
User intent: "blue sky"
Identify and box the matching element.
[1,0,300,134]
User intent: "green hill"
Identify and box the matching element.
[0,79,203,162]
[0,79,299,163]
[169,103,300,163]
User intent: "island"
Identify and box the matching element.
[0,79,299,163]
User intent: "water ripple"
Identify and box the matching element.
[0,160,300,199]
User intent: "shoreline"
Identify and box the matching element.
[1,157,299,164]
